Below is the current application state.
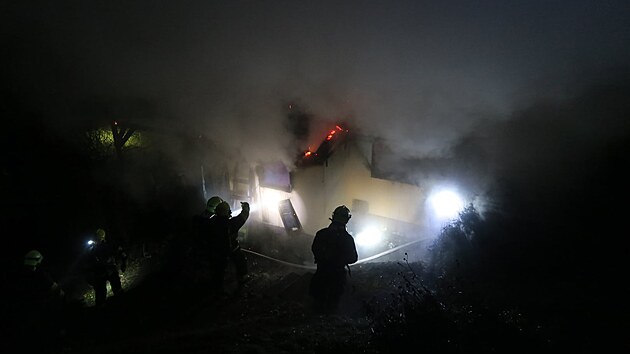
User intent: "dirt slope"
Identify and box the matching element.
[63,253,409,354]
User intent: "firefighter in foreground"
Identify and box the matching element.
[211,200,250,297]
[84,228,128,307]
[11,250,66,352]
[188,196,224,282]
[309,205,359,313]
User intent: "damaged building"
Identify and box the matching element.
[219,122,446,259]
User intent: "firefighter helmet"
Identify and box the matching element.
[206,196,224,214]
[96,228,106,241]
[24,250,43,267]
[215,201,232,217]
[331,205,351,224]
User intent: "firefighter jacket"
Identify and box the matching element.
[212,208,250,255]
[312,222,358,271]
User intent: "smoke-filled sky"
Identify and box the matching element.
[4,0,630,182]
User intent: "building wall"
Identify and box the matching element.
[291,164,328,235]
[341,141,426,224]
[291,137,427,236]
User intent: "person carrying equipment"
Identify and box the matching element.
[84,228,127,307]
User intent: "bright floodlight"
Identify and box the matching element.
[429,190,465,219]
[260,188,284,210]
[355,227,383,247]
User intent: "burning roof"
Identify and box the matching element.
[299,124,349,166]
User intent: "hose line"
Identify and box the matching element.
[242,238,427,270]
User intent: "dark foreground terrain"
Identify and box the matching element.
[6,226,624,354]
[64,256,383,354]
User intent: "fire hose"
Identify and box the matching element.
[241,238,427,270]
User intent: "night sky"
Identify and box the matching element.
[4,1,630,263]
[4,0,629,160]
[3,0,630,240]
[2,1,630,253]
[3,3,630,224]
